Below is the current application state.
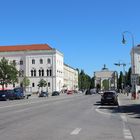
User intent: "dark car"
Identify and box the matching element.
[39,91,48,97]
[13,87,25,99]
[101,91,118,105]
[0,90,15,101]
[85,89,92,95]
[52,91,60,96]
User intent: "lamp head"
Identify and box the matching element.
[122,34,126,44]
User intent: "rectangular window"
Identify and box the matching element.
[32,83,35,87]
[32,59,35,64]
[48,82,50,87]
[20,60,23,65]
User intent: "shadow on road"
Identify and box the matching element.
[120,104,140,119]
[94,99,140,119]
[94,101,120,113]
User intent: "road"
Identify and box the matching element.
[0,94,136,140]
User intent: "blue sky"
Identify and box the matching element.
[0,0,140,76]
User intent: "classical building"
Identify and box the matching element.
[94,65,118,90]
[130,45,140,93]
[0,44,64,93]
[63,64,78,91]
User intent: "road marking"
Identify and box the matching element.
[95,106,111,116]
[123,129,133,139]
[70,128,81,135]
[121,114,127,122]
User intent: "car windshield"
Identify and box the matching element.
[103,92,116,96]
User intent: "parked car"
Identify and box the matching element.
[67,90,73,95]
[13,87,25,99]
[85,89,92,95]
[101,91,118,105]
[0,90,15,101]
[39,91,48,97]
[52,91,60,96]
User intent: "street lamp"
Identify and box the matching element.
[122,31,137,99]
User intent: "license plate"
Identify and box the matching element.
[106,97,112,99]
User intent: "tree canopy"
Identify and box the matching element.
[21,76,30,92]
[78,69,92,90]
[37,79,47,91]
[0,57,18,90]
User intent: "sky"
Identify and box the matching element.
[0,0,140,76]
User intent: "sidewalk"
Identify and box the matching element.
[118,93,140,119]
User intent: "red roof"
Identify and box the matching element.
[0,44,53,52]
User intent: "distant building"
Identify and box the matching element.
[63,64,78,91]
[94,65,118,90]
[131,45,140,93]
[0,44,64,93]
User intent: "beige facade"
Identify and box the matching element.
[63,64,78,91]
[94,65,118,90]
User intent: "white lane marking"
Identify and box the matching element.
[70,128,81,135]
[123,129,133,139]
[121,114,128,122]
[120,111,133,139]
[95,106,111,116]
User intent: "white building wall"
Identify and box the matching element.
[55,52,64,91]
[0,49,64,93]
[131,46,140,93]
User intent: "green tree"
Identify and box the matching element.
[0,57,18,90]
[90,76,95,89]
[125,67,131,87]
[78,70,91,90]
[21,76,30,92]
[38,79,47,91]
[118,71,123,90]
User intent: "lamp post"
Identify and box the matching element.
[122,31,137,99]
[114,62,126,93]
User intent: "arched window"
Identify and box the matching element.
[39,70,41,76]
[31,69,36,77]
[42,69,44,76]
[39,69,44,77]
[32,59,35,64]
[47,69,49,76]
[40,59,43,64]
[47,58,51,64]
[46,69,52,76]
[31,70,34,77]
[50,69,52,76]
[34,69,36,76]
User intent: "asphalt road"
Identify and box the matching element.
[0,94,135,140]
